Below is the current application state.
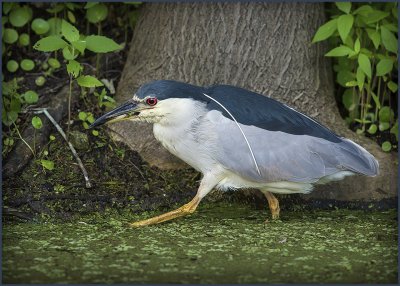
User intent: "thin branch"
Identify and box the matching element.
[32,108,92,188]
[12,122,36,157]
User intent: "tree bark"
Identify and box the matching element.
[110,2,397,202]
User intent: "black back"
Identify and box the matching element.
[136,80,342,143]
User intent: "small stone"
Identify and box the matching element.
[69,130,90,150]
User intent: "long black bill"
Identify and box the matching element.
[89,101,139,129]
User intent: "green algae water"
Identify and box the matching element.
[3,203,398,283]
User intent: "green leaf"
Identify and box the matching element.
[66,60,82,77]
[86,3,108,24]
[379,122,390,131]
[379,106,394,122]
[387,81,398,93]
[20,59,35,71]
[61,19,79,43]
[356,67,365,90]
[366,29,380,50]
[354,38,360,54]
[345,80,357,87]
[3,28,18,44]
[31,18,50,35]
[6,60,19,73]
[335,2,351,14]
[23,90,39,104]
[85,35,121,53]
[381,141,392,152]
[77,75,104,87]
[50,135,56,141]
[342,89,358,110]
[382,23,398,33]
[3,3,14,15]
[47,17,62,36]
[4,137,14,146]
[92,130,99,136]
[358,54,371,79]
[325,45,353,57]
[62,46,77,60]
[87,113,95,124]
[9,6,30,27]
[364,10,389,24]
[19,33,30,46]
[84,2,99,9]
[367,124,377,135]
[48,58,61,69]
[32,116,43,129]
[354,5,373,17]
[312,19,338,43]
[370,91,381,109]
[337,14,354,43]
[337,70,354,87]
[355,118,371,124]
[78,111,88,121]
[380,26,398,54]
[67,10,76,24]
[40,159,54,170]
[46,3,64,14]
[376,58,393,76]
[3,111,18,126]
[71,40,86,54]
[33,36,68,52]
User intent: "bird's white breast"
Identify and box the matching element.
[152,98,219,174]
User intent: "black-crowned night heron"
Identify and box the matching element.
[91,80,379,227]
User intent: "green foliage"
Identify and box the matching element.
[77,75,104,87]
[2,2,140,162]
[313,2,398,151]
[78,111,95,131]
[20,59,35,71]
[35,76,46,86]
[31,18,50,35]
[6,60,19,72]
[23,90,39,104]
[31,116,43,129]
[9,6,32,27]
[94,88,116,108]
[85,3,108,24]
[4,28,18,44]
[18,33,30,46]
[40,159,54,170]
[85,35,122,53]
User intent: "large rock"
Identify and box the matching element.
[109,3,397,203]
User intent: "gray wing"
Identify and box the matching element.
[203,110,378,183]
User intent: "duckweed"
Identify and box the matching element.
[3,202,398,283]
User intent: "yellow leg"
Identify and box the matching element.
[129,195,201,227]
[264,192,280,220]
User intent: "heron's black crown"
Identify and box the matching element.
[136,80,342,143]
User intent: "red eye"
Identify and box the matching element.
[146,97,157,106]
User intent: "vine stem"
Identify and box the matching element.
[96,23,102,77]
[67,74,73,137]
[375,77,381,121]
[13,122,35,157]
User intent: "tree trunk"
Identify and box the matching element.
[109,2,397,202]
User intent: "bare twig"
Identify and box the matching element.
[12,122,36,157]
[32,108,92,188]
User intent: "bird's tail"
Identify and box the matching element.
[336,139,379,177]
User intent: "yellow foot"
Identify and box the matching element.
[271,211,280,220]
[129,196,200,228]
